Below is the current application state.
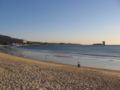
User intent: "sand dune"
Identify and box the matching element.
[0,52,120,90]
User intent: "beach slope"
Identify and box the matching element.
[0,52,120,90]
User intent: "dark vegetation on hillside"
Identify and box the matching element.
[0,35,23,45]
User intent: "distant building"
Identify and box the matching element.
[23,40,28,44]
[93,41,106,46]
[12,43,20,46]
[102,41,105,45]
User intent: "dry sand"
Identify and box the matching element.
[0,52,120,90]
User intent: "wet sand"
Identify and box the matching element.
[0,52,120,90]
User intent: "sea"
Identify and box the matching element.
[5,45,120,71]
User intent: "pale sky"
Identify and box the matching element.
[0,0,120,44]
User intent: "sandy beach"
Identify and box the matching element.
[0,52,120,90]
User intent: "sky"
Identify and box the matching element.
[0,0,120,45]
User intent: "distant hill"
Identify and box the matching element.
[0,35,23,45]
[0,34,81,46]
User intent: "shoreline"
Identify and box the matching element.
[0,52,120,73]
[3,52,120,73]
[7,52,120,72]
[0,45,120,72]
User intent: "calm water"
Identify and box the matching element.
[14,45,120,71]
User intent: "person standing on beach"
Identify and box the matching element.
[77,61,80,67]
